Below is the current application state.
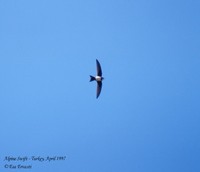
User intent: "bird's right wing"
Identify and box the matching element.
[96,59,102,76]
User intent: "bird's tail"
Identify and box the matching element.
[90,75,95,82]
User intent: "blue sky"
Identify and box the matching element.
[0,0,200,171]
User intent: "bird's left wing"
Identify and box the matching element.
[96,81,102,99]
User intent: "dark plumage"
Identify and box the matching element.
[90,59,104,98]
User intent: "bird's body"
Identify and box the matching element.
[90,59,104,98]
[95,76,102,81]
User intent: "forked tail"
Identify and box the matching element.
[90,75,95,82]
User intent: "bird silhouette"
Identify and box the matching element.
[90,59,104,98]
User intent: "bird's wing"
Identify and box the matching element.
[96,81,102,99]
[96,59,102,76]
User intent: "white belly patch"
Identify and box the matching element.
[95,76,102,81]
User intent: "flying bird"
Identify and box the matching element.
[90,59,104,98]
